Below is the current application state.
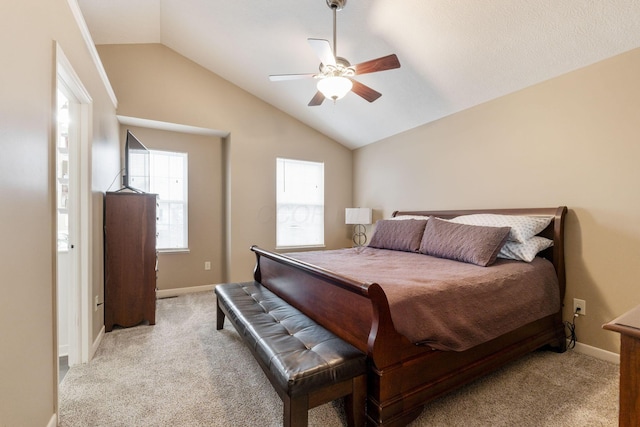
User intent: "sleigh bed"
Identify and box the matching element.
[251,206,567,426]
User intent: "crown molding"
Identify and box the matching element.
[66,0,118,108]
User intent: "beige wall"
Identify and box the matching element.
[354,48,640,354]
[121,125,225,290]
[0,0,120,425]
[97,44,353,282]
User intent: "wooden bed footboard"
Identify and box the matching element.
[250,206,568,426]
[251,246,418,369]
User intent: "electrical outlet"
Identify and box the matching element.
[573,298,586,315]
[204,261,211,271]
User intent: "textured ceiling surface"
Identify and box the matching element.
[78,0,640,149]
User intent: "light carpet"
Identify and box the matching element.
[59,291,619,426]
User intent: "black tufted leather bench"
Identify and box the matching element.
[215,281,367,427]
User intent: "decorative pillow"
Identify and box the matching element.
[448,214,552,243]
[419,217,510,267]
[498,236,554,262]
[368,219,428,252]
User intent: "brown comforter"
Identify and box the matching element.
[287,247,560,351]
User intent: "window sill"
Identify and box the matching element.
[157,248,190,254]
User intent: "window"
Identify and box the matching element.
[276,158,324,248]
[150,150,188,251]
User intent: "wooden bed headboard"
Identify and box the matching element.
[392,206,568,301]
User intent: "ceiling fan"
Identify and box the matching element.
[269,0,401,106]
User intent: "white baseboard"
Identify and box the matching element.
[572,341,620,364]
[91,325,105,361]
[47,413,57,427]
[156,284,216,299]
[58,344,69,358]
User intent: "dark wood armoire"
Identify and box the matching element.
[104,192,157,332]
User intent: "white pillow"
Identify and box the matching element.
[390,215,429,221]
[498,236,554,262]
[449,214,552,243]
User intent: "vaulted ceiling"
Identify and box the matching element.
[77,0,640,149]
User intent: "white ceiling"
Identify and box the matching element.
[77,0,640,149]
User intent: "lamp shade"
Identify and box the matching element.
[345,208,372,225]
[317,76,353,101]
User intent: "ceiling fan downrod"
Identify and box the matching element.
[326,0,346,58]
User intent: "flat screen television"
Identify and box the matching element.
[122,130,150,193]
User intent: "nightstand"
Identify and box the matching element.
[603,305,640,427]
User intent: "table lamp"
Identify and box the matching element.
[345,208,372,247]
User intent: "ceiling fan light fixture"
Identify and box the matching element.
[269,0,399,106]
[317,76,353,101]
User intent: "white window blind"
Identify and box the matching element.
[276,158,324,248]
[150,150,188,250]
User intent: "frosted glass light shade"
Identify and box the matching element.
[345,208,372,225]
[317,76,353,101]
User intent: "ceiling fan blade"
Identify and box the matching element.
[353,54,401,75]
[269,73,316,81]
[308,91,325,106]
[308,38,336,67]
[351,80,382,103]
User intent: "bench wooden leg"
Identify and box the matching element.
[216,299,225,330]
[345,374,367,427]
[284,394,309,427]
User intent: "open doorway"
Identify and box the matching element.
[55,44,93,386]
[55,87,73,381]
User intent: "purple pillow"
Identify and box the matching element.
[368,219,428,252]
[419,217,510,266]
